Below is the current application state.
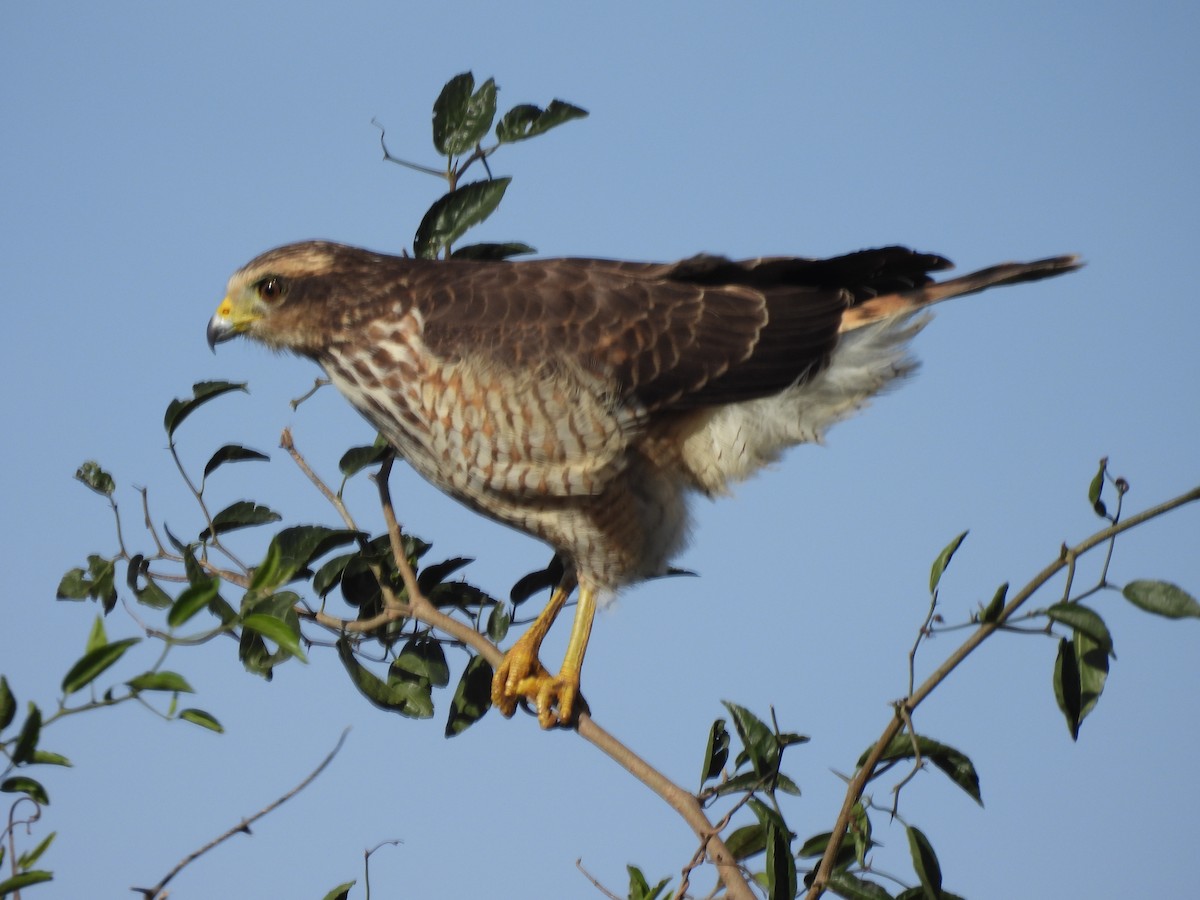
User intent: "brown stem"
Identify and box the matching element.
[806,484,1200,898]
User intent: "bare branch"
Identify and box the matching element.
[131,729,350,899]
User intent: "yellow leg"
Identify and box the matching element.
[490,583,598,728]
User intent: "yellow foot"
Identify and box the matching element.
[491,650,585,728]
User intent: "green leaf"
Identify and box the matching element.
[486,605,510,642]
[179,708,224,732]
[1046,602,1115,656]
[200,500,282,541]
[723,701,773,775]
[164,381,247,439]
[446,76,497,156]
[1,776,48,805]
[12,705,41,764]
[321,882,356,900]
[391,638,450,688]
[432,72,475,156]
[723,824,766,861]
[61,638,140,695]
[496,99,588,143]
[906,825,942,899]
[700,718,730,785]
[55,568,90,600]
[85,614,107,653]
[250,526,361,593]
[413,178,511,260]
[1088,458,1108,517]
[1122,580,1200,619]
[850,801,872,867]
[338,439,390,478]
[979,582,1008,624]
[337,639,432,718]
[417,557,475,594]
[168,576,219,628]
[202,444,269,480]
[765,822,797,900]
[858,734,982,806]
[825,870,895,900]
[626,865,672,900]
[929,531,968,594]
[16,830,55,869]
[0,676,14,731]
[56,556,117,610]
[450,241,535,260]
[126,671,195,693]
[1075,629,1109,726]
[445,654,493,737]
[28,750,71,767]
[74,461,115,496]
[0,871,53,894]
[1053,636,1083,741]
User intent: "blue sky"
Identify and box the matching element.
[3,2,1198,898]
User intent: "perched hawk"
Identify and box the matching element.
[208,242,1080,727]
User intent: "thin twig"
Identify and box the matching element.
[281,428,359,533]
[290,378,330,410]
[805,483,1200,899]
[576,858,623,900]
[131,729,350,899]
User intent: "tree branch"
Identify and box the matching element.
[131,729,349,899]
[806,483,1200,898]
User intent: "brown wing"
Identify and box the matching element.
[416,246,954,415]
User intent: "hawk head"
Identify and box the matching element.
[207,241,379,356]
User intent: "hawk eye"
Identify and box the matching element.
[256,276,287,303]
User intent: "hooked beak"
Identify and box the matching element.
[207,296,240,353]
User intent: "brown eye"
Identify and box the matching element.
[257,276,287,303]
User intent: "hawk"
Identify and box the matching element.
[208,241,1080,727]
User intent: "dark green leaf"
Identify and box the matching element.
[168,576,219,628]
[251,526,361,593]
[164,381,247,439]
[1088,458,1107,517]
[906,826,942,899]
[337,639,432,718]
[0,676,14,731]
[723,701,772,774]
[313,552,354,598]
[12,705,41,764]
[16,830,55,869]
[200,500,282,541]
[427,580,491,611]
[765,822,797,900]
[74,461,114,496]
[1122,580,1200,619]
[980,582,1008,624]
[1076,629,1109,726]
[179,708,224,732]
[826,870,895,900]
[126,671,194,693]
[417,557,474,594]
[432,72,475,155]
[202,444,269,480]
[1053,636,1083,741]
[724,824,766,861]
[626,865,672,900]
[391,638,450,688]
[447,76,497,156]
[321,883,356,900]
[486,605,510,642]
[1046,602,1115,656]
[859,734,982,806]
[929,531,968,594]
[700,718,730,785]
[510,558,562,606]
[450,241,535,260]
[134,575,173,610]
[496,99,588,143]
[55,568,90,601]
[338,439,390,478]
[414,178,511,260]
[0,871,53,894]
[61,638,140,695]
[850,801,872,867]
[1,776,48,805]
[445,654,493,737]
